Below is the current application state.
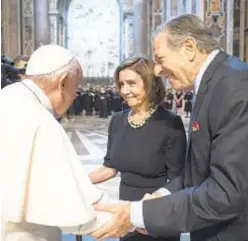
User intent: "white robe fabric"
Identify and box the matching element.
[0,80,111,241]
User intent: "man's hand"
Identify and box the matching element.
[136,228,149,235]
[90,202,133,240]
[142,192,162,201]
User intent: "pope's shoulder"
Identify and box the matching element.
[0,82,61,130]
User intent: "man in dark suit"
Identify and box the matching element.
[90,14,248,241]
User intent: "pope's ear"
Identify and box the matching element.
[58,73,68,91]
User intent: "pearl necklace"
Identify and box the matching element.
[128,106,158,129]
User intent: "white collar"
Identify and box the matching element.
[21,79,54,116]
[194,49,220,94]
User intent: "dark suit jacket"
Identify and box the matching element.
[143,51,248,241]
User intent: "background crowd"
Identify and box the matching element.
[1,54,194,120]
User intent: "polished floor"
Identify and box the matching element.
[62,116,119,241]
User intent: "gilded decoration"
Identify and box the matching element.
[205,0,226,49]
[22,0,35,55]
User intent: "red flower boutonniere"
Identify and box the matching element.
[192,121,200,132]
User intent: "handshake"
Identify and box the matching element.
[88,190,163,240]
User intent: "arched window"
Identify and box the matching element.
[66,0,121,77]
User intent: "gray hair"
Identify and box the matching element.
[154,14,220,53]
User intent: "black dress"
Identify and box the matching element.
[103,106,187,241]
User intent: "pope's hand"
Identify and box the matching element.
[90,202,133,240]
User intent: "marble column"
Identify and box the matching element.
[48,12,59,44]
[225,0,234,55]
[34,0,50,48]
[132,0,149,56]
[123,16,133,58]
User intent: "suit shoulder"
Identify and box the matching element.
[223,56,248,81]
[225,55,248,72]
[213,56,248,94]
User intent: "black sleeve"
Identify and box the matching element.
[164,115,186,180]
[103,115,115,168]
[143,78,248,237]
[163,170,185,193]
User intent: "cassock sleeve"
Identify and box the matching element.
[24,119,111,232]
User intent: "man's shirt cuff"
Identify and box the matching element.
[155,188,171,196]
[130,201,145,229]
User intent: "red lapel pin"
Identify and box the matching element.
[192,121,200,132]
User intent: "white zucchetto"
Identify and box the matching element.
[26,44,74,75]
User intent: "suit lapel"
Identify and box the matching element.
[186,51,229,157]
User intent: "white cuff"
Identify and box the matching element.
[130,201,145,229]
[155,188,171,197]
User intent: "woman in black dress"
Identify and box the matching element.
[89,57,187,241]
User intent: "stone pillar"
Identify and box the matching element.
[196,0,205,20]
[133,0,149,56]
[21,0,35,56]
[48,0,67,46]
[34,0,50,48]
[48,12,59,44]
[1,0,22,58]
[225,0,234,55]
[123,16,133,58]
[58,16,64,46]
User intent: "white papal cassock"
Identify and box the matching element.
[0,79,111,241]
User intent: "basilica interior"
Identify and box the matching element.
[2,0,248,66]
[1,2,248,241]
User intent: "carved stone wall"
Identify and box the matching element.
[1,0,49,58]
[22,0,35,55]
[204,0,227,49]
[1,0,22,58]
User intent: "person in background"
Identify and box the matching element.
[164,88,174,110]
[175,91,183,115]
[184,91,193,118]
